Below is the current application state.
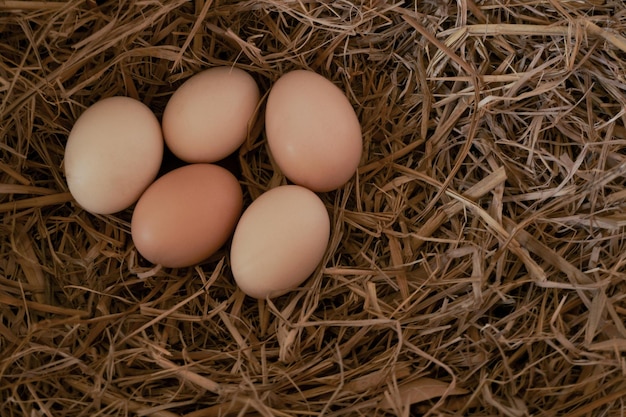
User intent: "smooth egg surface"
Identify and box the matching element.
[131,164,243,268]
[265,70,363,192]
[64,96,163,214]
[230,185,330,299]
[162,66,260,163]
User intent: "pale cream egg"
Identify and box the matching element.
[230,185,330,299]
[64,96,163,215]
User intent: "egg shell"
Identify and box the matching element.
[131,164,243,268]
[64,96,163,214]
[265,70,363,192]
[230,185,330,299]
[162,66,260,163]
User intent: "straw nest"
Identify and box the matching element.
[2,1,626,416]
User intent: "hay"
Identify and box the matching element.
[1,0,626,415]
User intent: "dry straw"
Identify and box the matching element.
[1,0,626,416]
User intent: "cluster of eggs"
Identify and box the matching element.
[64,67,362,299]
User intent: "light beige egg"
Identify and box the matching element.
[265,70,363,192]
[162,66,260,163]
[230,185,330,299]
[64,96,163,215]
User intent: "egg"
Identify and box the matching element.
[230,185,330,298]
[162,66,260,163]
[265,70,363,192]
[64,96,163,214]
[131,164,243,268]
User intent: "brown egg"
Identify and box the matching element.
[265,70,363,192]
[162,66,260,163]
[64,96,163,214]
[131,164,243,268]
[230,185,330,299]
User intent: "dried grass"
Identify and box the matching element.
[2,0,626,415]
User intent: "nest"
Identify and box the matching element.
[2,0,626,416]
